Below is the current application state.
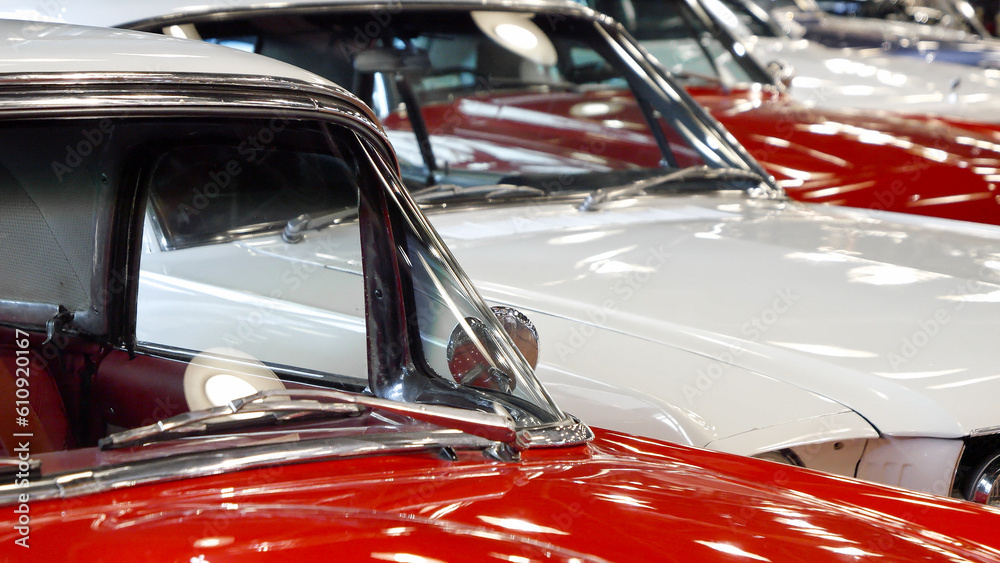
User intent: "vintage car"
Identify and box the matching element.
[12,17,1000,561]
[27,0,1000,505]
[813,0,990,35]
[752,0,1000,67]
[687,0,1000,122]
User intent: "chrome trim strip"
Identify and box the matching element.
[132,342,368,390]
[521,416,594,448]
[0,301,61,331]
[0,430,496,505]
[0,72,390,155]
[971,426,1000,437]
[122,0,601,32]
[101,388,525,451]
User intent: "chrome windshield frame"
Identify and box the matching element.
[0,70,591,452]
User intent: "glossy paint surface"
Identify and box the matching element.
[400,85,1000,224]
[7,429,1000,561]
[692,86,1000,222]
[776,6,1000,67]
[429,194,1000,440]
[705,34,1000,122]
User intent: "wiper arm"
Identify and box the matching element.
[670,70,727,89]
[578,165,769,211]
[99,388,524,451]
[282,208,359,244]
[413,183,547,204]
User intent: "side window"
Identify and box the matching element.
[135,120,369,386]
[0,120,108,330]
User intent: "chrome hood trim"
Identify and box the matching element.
[0,430,497,505]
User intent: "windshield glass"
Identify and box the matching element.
[0,113,570,477]
[189,8,764,193]
[588,0,760,84]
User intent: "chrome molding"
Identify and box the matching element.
[122,0,601,33]
[971,426,1000,437]
[521,416,595,448]
[0,430,497,505]
[0,72,392,162]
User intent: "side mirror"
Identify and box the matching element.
[491,306,539,369]
[446,306,539,393]
[766,59,795,90]
[353,47,431,75]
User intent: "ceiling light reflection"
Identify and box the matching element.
[694,541,771,561]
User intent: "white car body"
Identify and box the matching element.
[17,0,1000,500]
[694,0,1000,122]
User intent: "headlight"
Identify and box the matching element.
[966,453,1000,506]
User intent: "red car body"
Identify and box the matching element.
[8,424,1000,561]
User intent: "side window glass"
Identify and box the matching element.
[136,120,369,386]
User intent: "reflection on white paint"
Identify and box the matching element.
[841,85,875,96]
[873,369,967,379]
[941,290,1000,303]
[791,76,823,89]
[593,260,646,274]
[927,374,1000,390]
[436,207,736,240]
[847,265,948,286]
[772,342,879,358]
[785,251,851,263]
[549,231,607,245]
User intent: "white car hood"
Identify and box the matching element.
[428,193,1000,438]
[744,36,1000,122]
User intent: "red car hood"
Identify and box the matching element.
[7,429,1000,561]
[691,86,1000,224]
[402,86,1000,224]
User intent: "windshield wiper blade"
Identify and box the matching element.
[578,165,768,211]
[99,388,523,451]
[282,208,359,243]
[413,183,547,203]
